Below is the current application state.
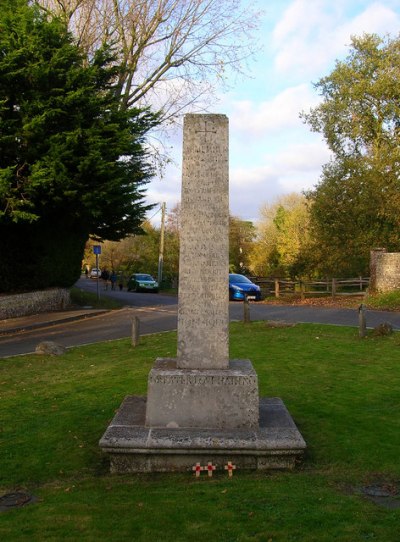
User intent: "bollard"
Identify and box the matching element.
[132,316,140,346]
[358,304,367,338]
[243,295,250,324]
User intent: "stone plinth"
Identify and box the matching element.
[99,396,306,473]
[177,114,229,369]
[145,359,259,429]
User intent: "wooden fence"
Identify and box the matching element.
[250,277,370,299]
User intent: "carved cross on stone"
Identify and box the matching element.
[195,119,217,140]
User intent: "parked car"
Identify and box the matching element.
[229,274,261,301]
[127,273,159,293]
[89,268,101,279]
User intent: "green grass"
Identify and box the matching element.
[70,286,124,310]
[1,323,400,541]
[365,290,400,311]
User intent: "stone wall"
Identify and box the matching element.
[0,288,70,319]
[370,249,400,293]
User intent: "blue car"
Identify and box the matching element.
[229,274,261,301]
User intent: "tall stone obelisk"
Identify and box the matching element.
[177,114,229,369]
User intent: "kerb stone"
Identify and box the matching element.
[145,359,259,429]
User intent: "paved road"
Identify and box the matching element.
[1,278,399,358]
[0,306,178,358]
[75,276,177,307]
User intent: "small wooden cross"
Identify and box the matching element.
[192,462,204,477]
[224,461,237,477]
[205,461,216,477]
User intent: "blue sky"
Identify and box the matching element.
[146,0,400,225]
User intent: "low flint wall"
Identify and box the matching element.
[0,288,70,319]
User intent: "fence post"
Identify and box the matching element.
[300,280,305,300]
[331,278,336,298]
[274,279,280,298]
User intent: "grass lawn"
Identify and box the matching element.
[1,323,400,541]
[70,286,124,310]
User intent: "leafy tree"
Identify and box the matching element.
[229,216,255,273]
[164,204,181,283]
[249,194,311,279]
[100,224,160,278]
[83,204,182,288]
[302,34,400,275]
[0,0,158,292]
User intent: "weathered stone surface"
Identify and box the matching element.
[145,358,259,429]
[99,396,306,473]
[35,341,66,356]
[0,288,70,319]
[370,249,400,293]
[177,114,229,370]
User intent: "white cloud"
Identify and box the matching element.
[229,139,331,220]
[228,84,319,138]
[272,0,339,75]
[336,3,400,44]
[272,1,400,78]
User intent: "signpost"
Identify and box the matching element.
[93,245,101,301]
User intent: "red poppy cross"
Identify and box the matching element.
[224,461,237,477]
[205,462,217,477]
[192,462,204,477]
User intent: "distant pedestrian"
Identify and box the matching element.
[101,268,110,290]
[110,270,117,291]
[118,272,124,291]
[84,267,89,279]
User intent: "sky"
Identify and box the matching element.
[145,0,400,225]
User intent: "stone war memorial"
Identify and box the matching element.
[100,114,306,473]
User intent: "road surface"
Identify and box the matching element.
[1,278,399,358]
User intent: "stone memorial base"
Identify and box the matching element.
[145,358,259,430]
[99,395,306,473]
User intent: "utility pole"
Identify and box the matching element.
[158,202,166,287]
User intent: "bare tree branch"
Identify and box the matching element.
[35,0,262,120]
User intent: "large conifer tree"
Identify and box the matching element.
[0,0,157,292]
